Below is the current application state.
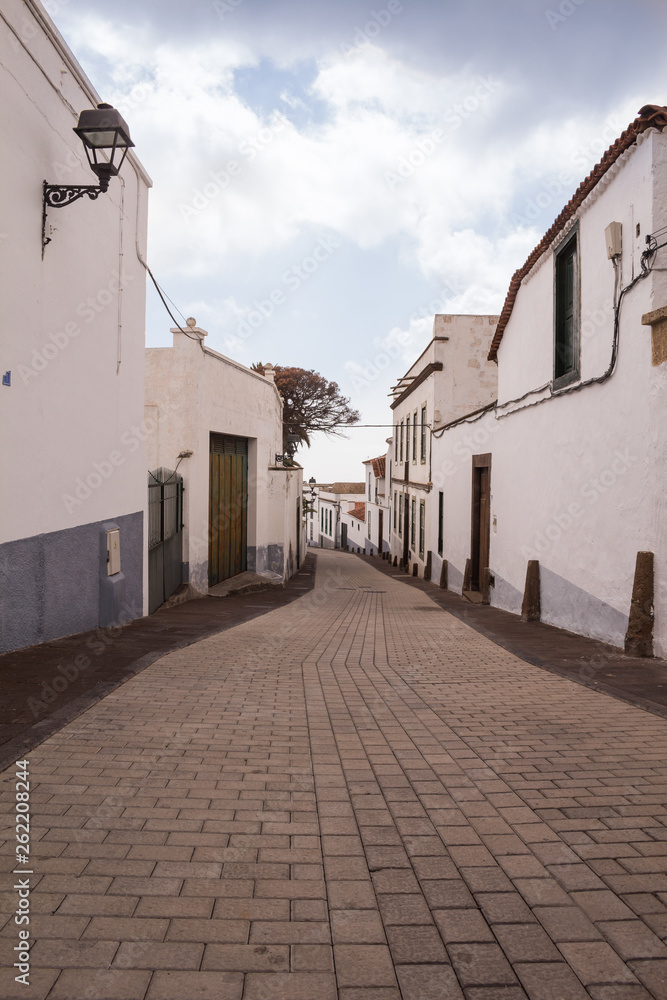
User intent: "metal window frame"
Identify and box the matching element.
[553,223,580,389]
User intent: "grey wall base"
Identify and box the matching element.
[0,511,143,654]
[248,544,285,578]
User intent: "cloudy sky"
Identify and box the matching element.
[51,0,667,481]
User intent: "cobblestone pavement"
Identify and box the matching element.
[3,549,667,999]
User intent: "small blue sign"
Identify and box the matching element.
[2,371,10,387]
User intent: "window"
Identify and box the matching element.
[419,500,425,557]
[398,494,403,536]
[393,491,397,530]
[367,511,371,538]
[368,474,371,501]
[554,228,579,385]
[320,508,324,531]
[406,415,410,462]
[420,405,427,463]
[394,428,398,461]
[438,491,444,555]
[400,421,404,462]
[410,497,416,547]
[412,410,417,463]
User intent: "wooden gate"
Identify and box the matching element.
[209,434,248,586]
[148,468,184,614]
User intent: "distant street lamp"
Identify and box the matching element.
[42,103,135,251]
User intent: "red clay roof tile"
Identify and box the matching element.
[488,104,667,361]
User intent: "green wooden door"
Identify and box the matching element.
[209,451,248,585]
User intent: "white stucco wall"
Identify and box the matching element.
[145,330,301,591]
[432,127,667,654]
[0,0,151,648]
[388,317,497,574]
[1,0,150,539]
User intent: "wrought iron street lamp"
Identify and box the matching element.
[42,103,135,251]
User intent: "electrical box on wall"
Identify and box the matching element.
[106,529,121,576]
[605,221,622,259]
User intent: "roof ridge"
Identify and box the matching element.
[488,104,667,361]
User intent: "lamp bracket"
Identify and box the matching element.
[42,180,108,253]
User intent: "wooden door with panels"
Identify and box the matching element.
[209,433,248,586]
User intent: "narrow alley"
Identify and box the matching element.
[2,550,667,999]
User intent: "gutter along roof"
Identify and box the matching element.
[488,104,667,362]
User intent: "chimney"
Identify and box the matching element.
[264,363,276,383]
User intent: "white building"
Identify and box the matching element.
[433,104,667,656]
[341,502,367,552]
[362,455,390,556]
[388,316,498,578]
[0,0,151,651]
[145,326,304,608]
[306,483,365,549]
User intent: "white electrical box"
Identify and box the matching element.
[605,221,622,259]
[106,529,121,576]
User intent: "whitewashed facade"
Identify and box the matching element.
[432,106,667,655]
[341,502,367,552]
[362,455,390,556]
[388,316,498,577]
[145,326,305,596]
[0,0,151,651]
[308,484,365,549]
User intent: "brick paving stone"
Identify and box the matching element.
[533,905,603,941]
[448,941,518,986]
[587,987,655,1000]
[243,971,337,999]
[514,961,591,999]
[558,940,641,984]
[491,922,564,962]
[8,550,667,997]
[334,944,397,987]
[628,960,667,999]
[146,971,243,999]
[331,909,387,942]
[291,942,334,970]
[598,919,667,958]
[49,969,153,999]
[385,922,449,963]
[396,963,465,999]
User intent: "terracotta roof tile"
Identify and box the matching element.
[349,502,366,521]
[330,482,366,494]
[371,456,386,479]
[488,104,667,361]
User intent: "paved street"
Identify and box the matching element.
[3,549,667,999]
